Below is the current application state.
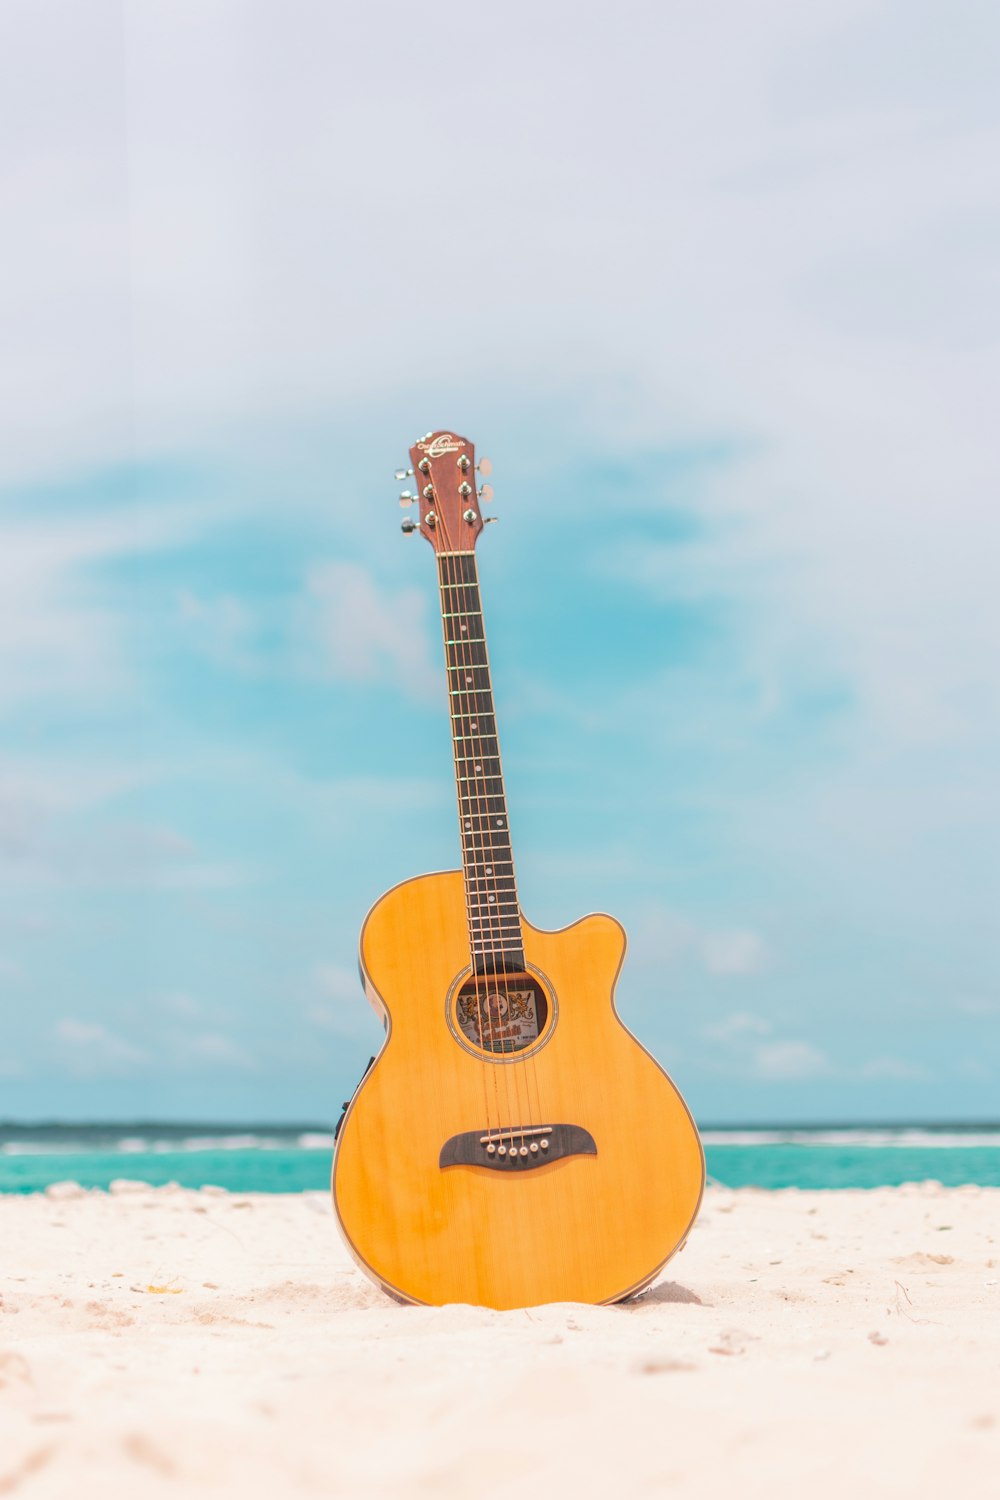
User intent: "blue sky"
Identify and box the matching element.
[1,1,997,1122]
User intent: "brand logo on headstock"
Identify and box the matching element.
[416,433,463,458]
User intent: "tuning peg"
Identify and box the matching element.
[478,484,494,504]
[394,468,413,481]
[477,457,493,477]
[399,490,416,506]
[401,518,418,534]
[484,515,499,524]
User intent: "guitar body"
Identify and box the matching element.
[332,869,704,1309]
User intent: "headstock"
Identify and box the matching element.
[397,431,494,553]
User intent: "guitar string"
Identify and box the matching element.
[446,549,531,1153]
[443,549,530,1150]
[433,510,514,1142]
[434,544,501,1141]
[437,519,535,1152]
[434,501,525,1149]
[451,546,541,1151]
[437,530,522,1150]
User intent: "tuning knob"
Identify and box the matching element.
[399,490,416,506]
[394,468,413,481]
[479,484,494,504]
[401,518,418,535]
[478,457,493,477]
[484,516,499,525]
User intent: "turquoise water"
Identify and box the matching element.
[2,1125,1000,1194]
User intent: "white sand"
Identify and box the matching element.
[1,1183,998,1498]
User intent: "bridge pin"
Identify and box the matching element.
[530,1142,539,1154]
[540,1139,549,1151]
[486,1143,496,1155]
[497,1145,506,1156]
[519,1146,528,1157]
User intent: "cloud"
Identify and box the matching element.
[178,589,258,671]
[0,792,250,893]
[176,1032,257,1071]
[298,562,439,701]
[0,504,213,713]
[751,1039,831,1081]
[859,1057,927,1081]
[702,931,769,978]
[634,904,770,980]
[306,963,377,1040]
[314,964,359,1005]
[159,992,201,1018]
[53,1018,148,1076]
[953,996,1000,1018]
[703,1011,772,1045]
[2,2,996,780]
[702,1011,832,1081]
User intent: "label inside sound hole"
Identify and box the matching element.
[455,973,548,1054]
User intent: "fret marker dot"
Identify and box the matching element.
[465,675,472,685]
[465,820,471,829]
[460,624,467,633]
[485,866,492,875]
[488,895,495,904]
[496,819,504,827]
[471,722,478,730]
[475,764,481,772]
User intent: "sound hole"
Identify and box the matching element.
[455,972,548,1055]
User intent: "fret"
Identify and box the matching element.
[435,549,523,958]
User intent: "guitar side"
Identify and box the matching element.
[332,869,705,1309]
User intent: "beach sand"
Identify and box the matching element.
[1,1183,997,1498]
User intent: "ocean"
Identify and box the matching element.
[2,1122,999,1194]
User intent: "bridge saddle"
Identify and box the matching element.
[439,1122,597,1172]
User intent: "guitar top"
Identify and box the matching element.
[331,431,704,1308]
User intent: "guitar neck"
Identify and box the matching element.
[437,550,524,973]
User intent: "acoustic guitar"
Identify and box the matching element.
[332,430,704,1307]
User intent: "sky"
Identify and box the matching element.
[0,0,997,1124]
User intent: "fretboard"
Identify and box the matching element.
[437,551,524,973]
